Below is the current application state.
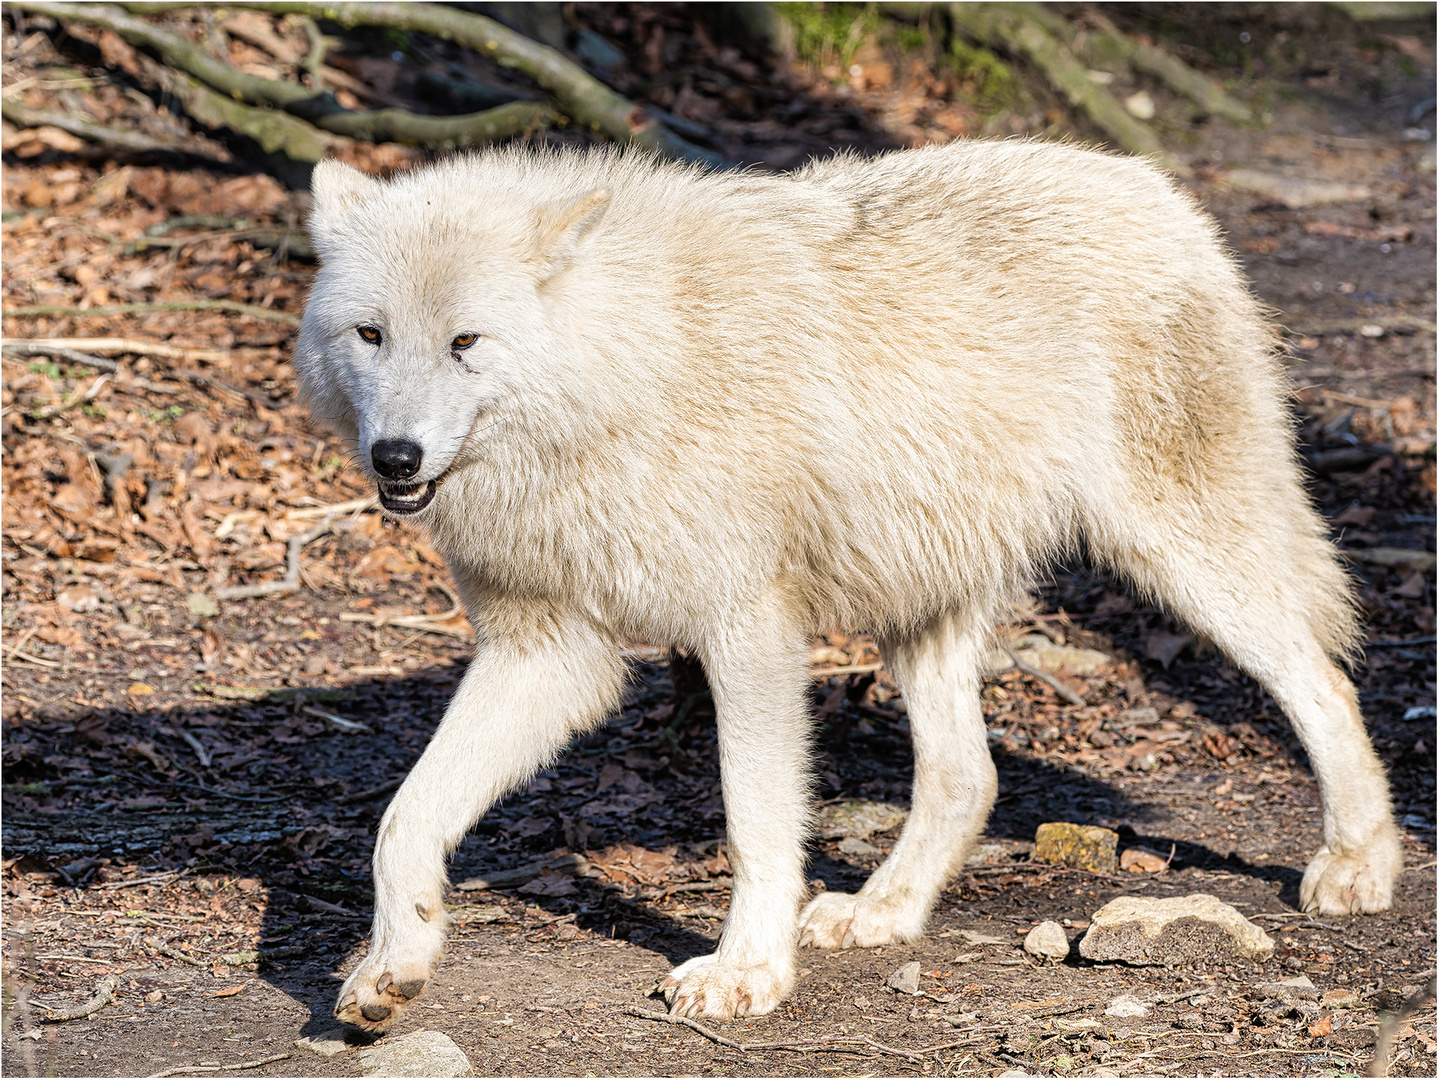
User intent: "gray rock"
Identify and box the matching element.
[886,960,922,995]
[838,836,881,857]
[816,800,908,840]
[359,1030,474,1078]
[1104,994,1150,1018]
[1255,975,1319,1003]
[294,1028,352,1057]
[1022,921,1070,962]
[1078,894,1274,966]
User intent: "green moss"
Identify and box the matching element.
[896,24,927,51]
[949,37,1014,107]
[777,2,879,71]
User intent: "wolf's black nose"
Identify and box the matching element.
[372,439,423,480]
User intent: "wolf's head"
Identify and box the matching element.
[293,157,611,517]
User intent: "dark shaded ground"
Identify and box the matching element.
[2,3,1435,1077]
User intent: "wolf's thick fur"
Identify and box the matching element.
[295,141,1401,1029]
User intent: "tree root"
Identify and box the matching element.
[223,0,724,163]
[947,2,1187,175]
[41,974,120,1022]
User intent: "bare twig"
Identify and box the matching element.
[285,496,376,520]
[147,1052,291,1078]
[28,372,110,419]
[0,96,231,161]
[150,939,208,967]
[5,336,238,365]
[1002,645,1086,706]
[41,974,119,1021]
[335,777,403,805]
[3,340,119,372]
[809,662,885,678]
[93,869,188,890]
[215,515,335,600]
[3,300,300,325]
[624,1005,975,1061]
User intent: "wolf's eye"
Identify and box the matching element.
[451,333,478,350]
[357,325,382,345]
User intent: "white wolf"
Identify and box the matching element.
[294,140,1402,1029]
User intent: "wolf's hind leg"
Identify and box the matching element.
[1106,521,1401,915]
[334,618,625,1033]
[800,613,996,949]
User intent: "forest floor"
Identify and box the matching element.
[1,3,1435,1077]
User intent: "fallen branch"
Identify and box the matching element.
[624,1006,976,1061]
[147,1052,291,1078]
[28,371,110,419]
[1002,645,1086,706]
[5,336,242,365]
[41,974,120,1022]
[1066,9,1251,123]
[2,300,300,325]
[215,515,336,600]
[4,338,283,407]
[1284,315,1438,337]
[227,0,724,164]
[948,2,1186,175]
[0,97,231,161]
[164,67,346,164]
[150,939,208,967]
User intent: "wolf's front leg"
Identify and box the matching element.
[335,617,625,1033]
[660,611,813,1019]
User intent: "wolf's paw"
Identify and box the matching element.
[334,938,443,1033]
[797,891,925,949]
[658,954,791,1019]
[1301,830,1402,915]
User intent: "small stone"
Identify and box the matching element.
[1119,848,1167,873]
[1322,988,1360,1008]
[359,1029,473,1077]
[1023,921,1070,962]
[57,585,101,613]
[128,683,155,697]
[1034,822,1119,873]
[1104,994,1150,1018]
[965,843,1008,865]
[1256,975,1319,1002]
[816,800,908,840]
[838,837,881,857]
[886,960,922,995]
[1124,91,1156,120]
[145,990,163,1003]
[186,592,220,618]
[296,1027,352,1057]
[1080,894,1274,966]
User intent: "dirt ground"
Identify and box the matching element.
[1,3,1435,1077]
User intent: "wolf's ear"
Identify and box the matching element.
[308,160,376,257]
[532,188,611,278]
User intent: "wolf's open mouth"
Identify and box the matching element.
[377,478,438,515]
